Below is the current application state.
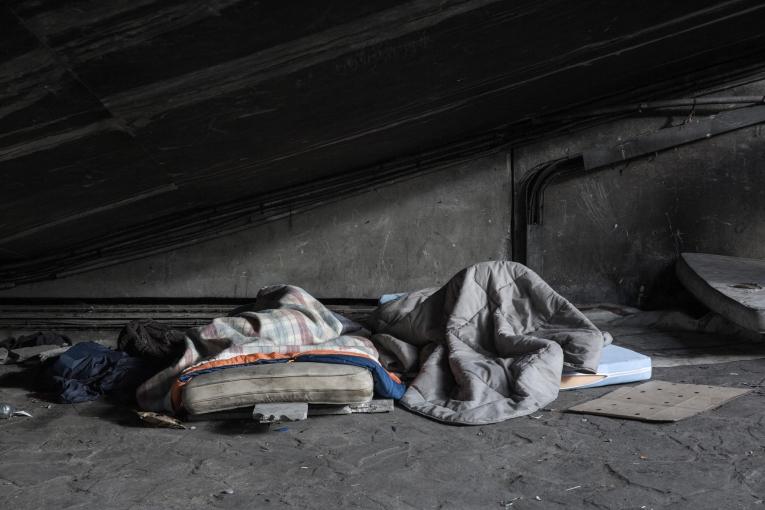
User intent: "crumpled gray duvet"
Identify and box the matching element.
[369,261,610,425]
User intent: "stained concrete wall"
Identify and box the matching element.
[6,80,765,306]
[514,80,765,307]
[1,153,511,299]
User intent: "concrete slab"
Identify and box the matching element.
[678,252,765,332]
[0,333,763,509]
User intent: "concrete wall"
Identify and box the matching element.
[514,80,765,307]
[1,153,511,299]
[6,81,765,307]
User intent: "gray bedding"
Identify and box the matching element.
[369,261,610,425]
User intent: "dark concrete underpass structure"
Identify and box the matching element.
[1,2,764,509]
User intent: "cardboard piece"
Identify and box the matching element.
[6,344,69,364]
[567,380,750,422]
[561,344,651,390]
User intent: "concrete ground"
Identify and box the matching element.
[1,351,764,509]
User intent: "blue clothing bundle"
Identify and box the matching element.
[48,342,156,403]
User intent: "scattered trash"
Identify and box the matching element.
[566,485,581,491]
[136,411,186,429]
[534,496,542,501]
[8,345,69,364]
[273,426,290,432]
[500,496,521,507]
[1,332,72,364]
[529,415,543,420]
[639,454,648,460]
[0,403,33,419]
[1,404,16,419]
[214,488,234,499]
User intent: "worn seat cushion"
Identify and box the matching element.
[182,361,374,415]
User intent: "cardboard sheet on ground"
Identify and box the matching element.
[568,380,750,422]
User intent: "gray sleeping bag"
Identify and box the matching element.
[370,261,610,425]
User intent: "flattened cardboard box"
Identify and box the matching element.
[568,380,750,422]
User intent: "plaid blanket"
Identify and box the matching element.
[136,285,393,413]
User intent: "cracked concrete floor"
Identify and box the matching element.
[1,358,764,509]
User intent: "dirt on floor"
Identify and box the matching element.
[1,355,764,510]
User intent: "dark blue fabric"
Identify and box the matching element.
[178,354,406,400]
[48,342,156,403]
[295,354,406,400]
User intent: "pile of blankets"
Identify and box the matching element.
[370,261,610,424]
[137,261,610,425]
[137,285,406,413]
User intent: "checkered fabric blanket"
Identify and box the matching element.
[136,285,382,413]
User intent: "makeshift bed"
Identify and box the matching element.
[136,261,610,425]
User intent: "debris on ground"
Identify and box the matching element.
[136,411,186,429]
[0,403,33,419]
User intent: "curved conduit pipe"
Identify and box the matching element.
[513,102,765,264]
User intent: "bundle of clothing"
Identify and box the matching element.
[41,323,185,404]
[137,285,406,413]
[47,342,156,403]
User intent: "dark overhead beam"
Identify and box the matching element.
[3,1,765,284]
